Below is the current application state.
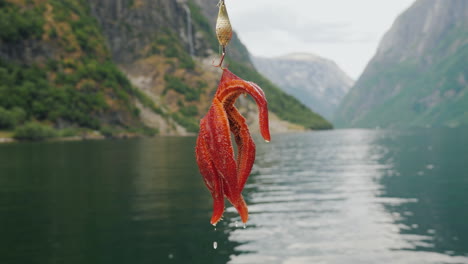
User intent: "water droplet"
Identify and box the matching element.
[243,223,246,229]
[235,221,238,227]
[168,253,174,259]
[213,241,218,249]
[214,227,217,231]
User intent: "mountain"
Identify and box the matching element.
[92,0,332,132]
[0,0,146,134]
[252,53,353,120]
[334,0,468,128]
[0,0,332,138]
[192,0,331,130]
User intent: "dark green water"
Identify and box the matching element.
[0,129,467,264]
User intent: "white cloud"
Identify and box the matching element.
[226,0,415,79]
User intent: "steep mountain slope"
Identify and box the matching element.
[191,0,332,129]
[0,0,332,137]
[0,0,147,134]
[252,53,353,120]
[334,0,468,128]
[87,0,219,134]
[84,0,332,132]
[104,0,333,131]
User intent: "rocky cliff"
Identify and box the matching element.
[0,0,144,133]
[252,53,353,120]
[334,0,468,128]
[0,0,332,136]
[88,0,332,132]
[188,0,332,129]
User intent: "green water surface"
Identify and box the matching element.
[0,129,467,263]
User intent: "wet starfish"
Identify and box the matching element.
[195,69,271,225]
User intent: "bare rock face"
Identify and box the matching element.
[87,0,212,63]
[334,0,468,128]
[1,0,330,134]
[375,0,468,63]
[192,0,253,65]
[0,39,56,64]
[252,53,353,120]
[87,0,251,64]
[87,0,319,133]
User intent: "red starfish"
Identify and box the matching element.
[195,69,271,225]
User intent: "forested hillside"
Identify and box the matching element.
[0,0,331,140]
[334,0,468,128]
[0,0,154,138]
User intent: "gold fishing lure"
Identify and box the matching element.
[216,0,232,48]
[214,0,232,67]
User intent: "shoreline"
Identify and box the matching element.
[0,133,141,145]
[0,138,15,143]
[0,128,330,144]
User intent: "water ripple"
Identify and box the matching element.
[227,130,468,264]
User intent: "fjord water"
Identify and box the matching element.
[0,129,467,264]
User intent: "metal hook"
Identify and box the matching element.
[212,46,226,68]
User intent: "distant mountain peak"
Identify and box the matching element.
[279,52,321,61]
[334,0,468,128]
[252,53,353,120]
[259,53,334,65]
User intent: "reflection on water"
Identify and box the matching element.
[379,129,468,259]
[0,129,467,264]
[229,129,468,264]
[0,138,237,264]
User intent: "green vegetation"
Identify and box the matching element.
[0,0,158,140]
[0,58,120,129]
[187,0,218,51]
[187,0,331,130]
[171,113,199,133]
[0,107,26,129]
[58,127,80,137]
[132,88,164,115]
[180,105,198,117]
[50,0,104,55]
[100,125,159,138]
[13,122,58,140]
[0,1,44,42]
[0,0,333,138]
[335,25,468,128]
[99,126,117,138]
[173,100,199,133]
[0,130,13,139]
[127,126,159,137]
[164,74,203,101]
[228,61,333,130]
[151,30,195,70]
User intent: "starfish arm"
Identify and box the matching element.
[203,98,240,203]
[195,120,225,225]
[196,68,271,224]
[233,194,249,223]
[225,104,255,191]
[216,69,271,142]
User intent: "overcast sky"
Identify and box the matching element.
[226,0,415,79]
